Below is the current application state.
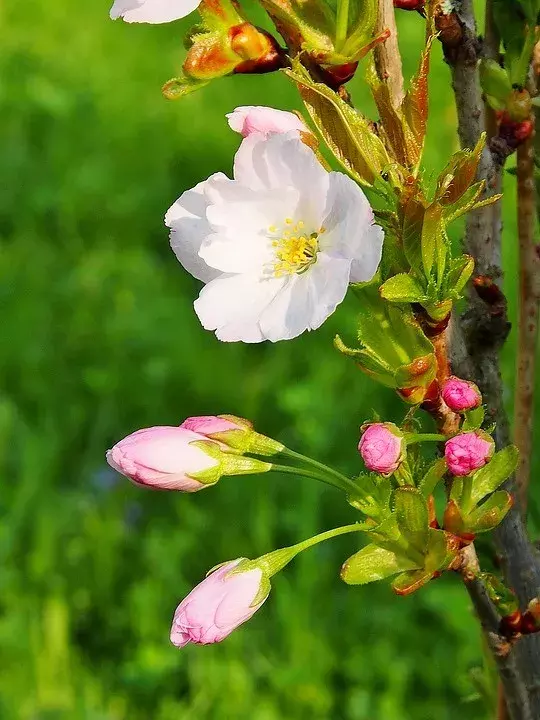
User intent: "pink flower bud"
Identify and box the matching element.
[358,423,405,475]
[226,106,306,138]
[441,376,482,412]
[170,559,269,647]
[107,426,220,492]
[181,414,248,437]
[444,431,495,476]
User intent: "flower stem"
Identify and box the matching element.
[335,0,350,51]
[404,433,447,445]
[256,522,369,577]
[271,463,352,493]
[278,447,360,496]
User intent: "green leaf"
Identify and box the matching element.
[425,528,455,572]
[438,136,485,206]
[402,28,436,150]
[479,59,512,102]
[402,197,426,276]
[419,458,447,497]
[341,544,419,585]
[469,446,519,507]
[379,273,427,303]
[462,406,485,431]
[394,486,430,553]
[466,490,514,533]
[421,204,444,278]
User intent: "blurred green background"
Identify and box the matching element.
[1,1,538,718]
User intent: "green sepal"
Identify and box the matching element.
[162,76,209,100]
[418,458,447,497]
[379,273,428,303]
[394,486,430,554]
[469,445,518,507]
[462,406,485,431]
[443,498,465,534]
[340,544,419,585]
[465,490,514,533]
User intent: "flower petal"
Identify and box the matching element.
[110,0,199,23]
[194,274,285,343]
[259,253,350,341]
[320,172,383,282]
[234,134,328,229]
[166,177,223,283]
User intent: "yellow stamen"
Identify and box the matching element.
[270,217,319,276]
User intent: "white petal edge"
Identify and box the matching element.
[110,0,199,23]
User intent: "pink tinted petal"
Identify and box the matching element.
[213,569,265,628]
[181,416,242,435]
[227,106,306,138]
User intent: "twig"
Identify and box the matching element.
[374,0,404,108]
[459,547,534,720]
[515,112,539,515]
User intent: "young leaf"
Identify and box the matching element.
[402,29,436,149]
[462,406,485,431]
[443,499,465,534]
[469,446,519,507]
[379,273,428,303]
[419,458,447,497]
[421,204,444,277]
[394,486,430,553]
[425,528,455,572]
[445,255,474,295]
[438,136,485,206]
[466,490,514,533]
[284,63,392,187]
[341,544,419,585]
[402,197,426,276]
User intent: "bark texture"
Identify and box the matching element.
[442,1,540,717]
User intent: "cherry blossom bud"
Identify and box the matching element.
[107,426,271,491]
[170,559,269,646]
[444,431,495,476]
[180,414,284,455]
[441,376,482,413]
[226,106,307,138]
[358,422,405,475]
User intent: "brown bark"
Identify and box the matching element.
[374,0,404,108]
[441,1,540,717]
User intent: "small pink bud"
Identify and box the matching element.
[444,431,495,476]
[441,376,482,412]
[170,559,269,647]
[107,426,219,492]
[358,423,405,475]
[226,106,306,138]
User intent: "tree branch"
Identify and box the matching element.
[441,1,540,717]
[374,0,404,108]
[459,547,534,720]
[515,111,540,514]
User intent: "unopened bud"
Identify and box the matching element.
[444,431,495,476]
[358,422,406,475]
[441,376,482,413]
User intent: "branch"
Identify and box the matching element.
[460,548,534,720]
[441,1,540,716]
[515,108,540,514]
[374,0,404,108]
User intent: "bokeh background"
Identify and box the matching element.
[1,0,539,718]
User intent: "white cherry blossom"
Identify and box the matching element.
[166,131,383,343]
[110,0,199,23]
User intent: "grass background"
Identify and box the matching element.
[0,0,538,718]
